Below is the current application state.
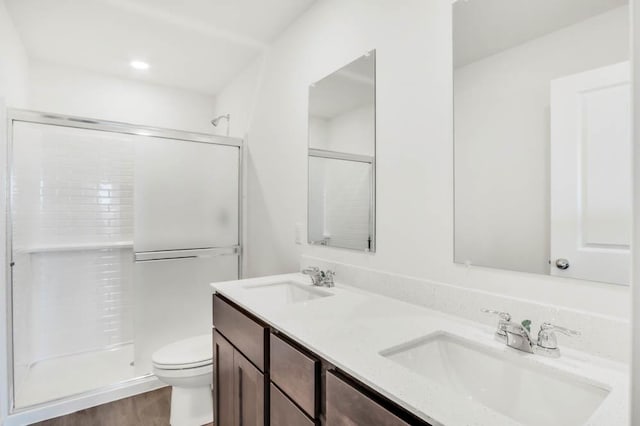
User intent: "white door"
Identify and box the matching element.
[550,62,631,285]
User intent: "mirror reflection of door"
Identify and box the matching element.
[550,62,631,285]
[453,0,631,285]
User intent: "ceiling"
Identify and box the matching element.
[6,0,317,95]
[309,53,375,119]
[453,0,628,68]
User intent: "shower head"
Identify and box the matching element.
[211,114,230,127]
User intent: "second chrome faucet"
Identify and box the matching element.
[302,266,336,287]
[482,309,580,358]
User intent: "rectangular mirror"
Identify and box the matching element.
[453,0,630,285]
[308,50,376,252]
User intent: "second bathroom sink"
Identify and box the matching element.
[380,332,609,426]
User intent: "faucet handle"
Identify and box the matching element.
[320,270,335,287]
[481,309,511,340]
[481,309,511,321]
[302,266,320,275]
[540,322,580,336]
[323,270,335,279]
[537,323,580,351]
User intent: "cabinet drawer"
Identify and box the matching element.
[270,383,315,426]
[270,333,319,418]
[326,371,411,426]
[213,294,268,372]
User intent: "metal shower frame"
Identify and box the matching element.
[3,108,244,416]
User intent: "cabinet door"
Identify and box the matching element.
[214,331,236,426]
[235,353,265,426]
[326,371,410,426]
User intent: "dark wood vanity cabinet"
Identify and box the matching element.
[213,331,235,426]
[212,293,430,426]
[213,295,269,426]
[213,330,266,426]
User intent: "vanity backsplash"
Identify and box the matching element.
[301,256,629,363]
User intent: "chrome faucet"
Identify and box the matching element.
[505,322,535,353]
[482,309,579,358]
[302,267,336,287]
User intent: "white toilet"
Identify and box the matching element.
[152,334,214,426]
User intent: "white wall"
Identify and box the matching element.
[0,99,8,424]
[210,56,265,139]
[0,0,28,107]
[326,105,374,155]
[310,104,375,155]
[631,0,640,419]
[454,6,629,275]
[214,0,630,320]
[28,60,217,133]
[0,1,26,419]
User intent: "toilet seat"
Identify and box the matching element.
[152,334,213,370]
[153,362,212,379]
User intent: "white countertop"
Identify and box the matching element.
[211,273,629,426]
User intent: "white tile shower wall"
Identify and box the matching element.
[307,157,327,243]
[324,160,371,250]
[28,249,134,362]
[308,157,371,249]
[301,256,630,363]
[11,122,135,368]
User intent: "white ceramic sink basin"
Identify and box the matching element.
[242,281,332,305]
[381,332,609,426]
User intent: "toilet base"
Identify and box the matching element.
[169,385,213,426]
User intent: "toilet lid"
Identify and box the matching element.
[152,334,212,369]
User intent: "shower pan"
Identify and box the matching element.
[5,109,243,423]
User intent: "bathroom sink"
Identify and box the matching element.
[380,332,609,426]
[242,281,332,305]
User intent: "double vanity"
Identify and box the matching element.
[211,273,628,426]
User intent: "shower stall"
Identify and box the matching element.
[5,110,242,422]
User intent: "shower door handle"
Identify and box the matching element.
[134,246,239,262]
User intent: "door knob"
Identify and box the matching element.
[555,258,570,270]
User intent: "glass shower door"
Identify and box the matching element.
[8,115,242,412]
[132,135,240,375]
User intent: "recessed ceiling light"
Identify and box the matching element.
[130,60,149,70]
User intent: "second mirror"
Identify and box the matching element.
[308,50,376,252]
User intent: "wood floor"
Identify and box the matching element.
[30,387,214,426]
[30,387,215,426]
